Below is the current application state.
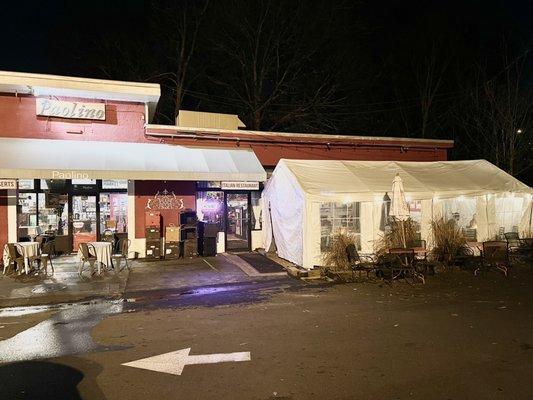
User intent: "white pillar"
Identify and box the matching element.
[7,189,17,242]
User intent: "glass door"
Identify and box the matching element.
[225,193,250,251]
[72,195,97,251]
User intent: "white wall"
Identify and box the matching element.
[7,189,17,242]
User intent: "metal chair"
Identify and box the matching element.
[34,240,55,275]
[78,243,97,276]
[476,241,510,277]
[387,248,424,284]
[101,229,117,250]
[346,243,375,280]
[4,243,25,275]
[111,238,131,272]
[504,232,522,251]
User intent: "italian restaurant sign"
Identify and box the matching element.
[0,179,17,189]
[221,181,260,190]
[36,98,106,120]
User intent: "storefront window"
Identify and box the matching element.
[18,179,34,190]
[38,193,69,235]
[102,179,128,189]
[251,191,262,230]
[18,193,37,238]
[41,179,67,191]
[197,181,221,189]
[320,202,361,251]
[100,193,128,233]
[196,191,224,230]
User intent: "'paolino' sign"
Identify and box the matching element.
[36,98,106,121]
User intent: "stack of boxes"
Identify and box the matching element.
[144,209,216,260]
[165,224,180,259]
[145,211,162,259]
[180,211,198,257]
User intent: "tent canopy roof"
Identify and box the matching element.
[276,159,531,200]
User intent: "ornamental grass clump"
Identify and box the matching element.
[430,217,467,263]
[375,218,419,255]
[322,233,358,272]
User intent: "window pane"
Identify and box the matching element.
[72,179,96,185]
[102,179,128,189]
[197,181,221,189]
[18,193,37,239]
[320,201,361,252]
[100,193,128,233]
[38,193,69,235]
[196,191,224,230]
[18,179,34,190]
[41,179,67,191]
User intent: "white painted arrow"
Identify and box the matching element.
[122,348,251,375]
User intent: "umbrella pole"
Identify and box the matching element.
[401,220,407,248]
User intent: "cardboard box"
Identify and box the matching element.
[145,239,161,259]
[165,225,180,242]
[145,227,161,240]
[165,242,180,258]
[145,211,161,228]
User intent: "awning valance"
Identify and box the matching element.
[0,138,267,182]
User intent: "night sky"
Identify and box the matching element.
[1,0,532,181]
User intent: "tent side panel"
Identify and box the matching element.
[266,164,305,266]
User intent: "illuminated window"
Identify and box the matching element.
[320,202,361,251]
[196,191,224,230]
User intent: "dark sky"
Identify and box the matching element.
[1,0,530,79]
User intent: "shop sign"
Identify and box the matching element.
[221,181,259,190]
[36,98,106,120]
[0,179,17,189]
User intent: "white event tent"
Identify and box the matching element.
[262,159,532,269]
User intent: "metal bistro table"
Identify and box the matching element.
[77,242,113,275]
[2,242,40,274]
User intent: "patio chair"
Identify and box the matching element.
[34,241,55,275]
[504,232,522,251]
[78,243,97,276]
[101,229,117,250]
[111,238,131,272]
[346,243,375,280]
[475,241,509,277]
[3,243,25,275]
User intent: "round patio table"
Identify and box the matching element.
[77,242,113,275]
[2,242,40,274]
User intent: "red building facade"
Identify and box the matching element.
[0,71,453,257]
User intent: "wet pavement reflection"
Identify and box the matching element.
[0,301,123,363]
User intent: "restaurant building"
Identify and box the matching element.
[0,71,454,258]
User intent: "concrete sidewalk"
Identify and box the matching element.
[0,256,129,308]
[0,253,289,308]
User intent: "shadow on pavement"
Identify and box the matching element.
[0,359,106,399]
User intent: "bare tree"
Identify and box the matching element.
[202,0,352,132]
[454,44,532,176]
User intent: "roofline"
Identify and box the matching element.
[146,124,454,147]
[0,70,161,121]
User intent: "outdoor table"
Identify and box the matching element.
[2,242,40,274]
[76,241,113,275]
[387,248,425,283]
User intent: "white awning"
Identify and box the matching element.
[0,138,267,182]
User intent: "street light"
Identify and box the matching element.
[517,129,522,134]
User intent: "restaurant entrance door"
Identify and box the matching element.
[71,195,97,251]
[225,192,251,251]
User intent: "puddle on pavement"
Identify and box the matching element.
[0,301,124,363]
